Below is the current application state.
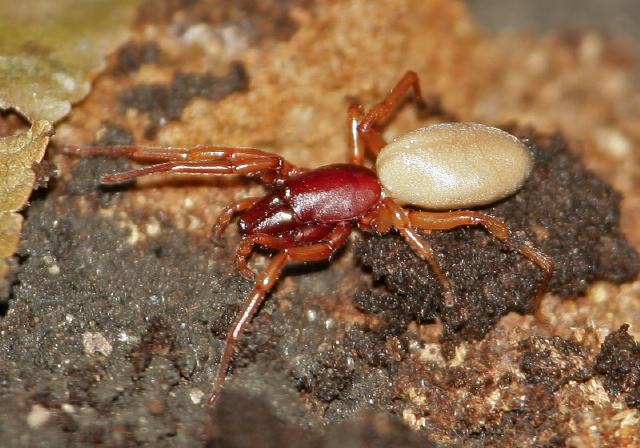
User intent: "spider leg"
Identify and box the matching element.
[100,158,289,183]
[353,71,456,158]
[212,197,262,244]
[234,233,302,280]
[356,71,426,154]
[361,198,456,307]
[208,223,352,404]
[65,145,304,185]
[347,104,367,165]
[65,144,288,163]
[408,209,554,314]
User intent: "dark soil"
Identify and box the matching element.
[1,118,638,447]
[1,1,639,446]
[356,126,640,355]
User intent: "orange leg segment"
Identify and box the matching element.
[207,223,352,404]
[361,200,553,311]
[64,145,304,185]
[234,233,304,280]
[361,199,456,306]
[100,158,287,183]
[381,198,456,306]
[356,71,426,155]
[350,70,456,160]
[408,209,554,311]
[212,197,262,244]
[65,144,291,163]
[347,104,367,165]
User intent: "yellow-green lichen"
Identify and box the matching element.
[0,0,141,122]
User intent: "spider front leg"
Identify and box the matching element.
[208,223,352,405]
[408,209,554,314]
[64,144,303,185]
[234,233,304,279]
[212,198,262,245]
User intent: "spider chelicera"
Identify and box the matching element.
[66,71,554,404]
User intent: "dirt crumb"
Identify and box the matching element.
[595,324,640,409]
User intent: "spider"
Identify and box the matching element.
[66,71,554,405]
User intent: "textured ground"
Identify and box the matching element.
[2,1,640,447]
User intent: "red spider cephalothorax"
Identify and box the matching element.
[66,71,553,404]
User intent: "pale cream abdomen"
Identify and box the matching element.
[375,123,532,210]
